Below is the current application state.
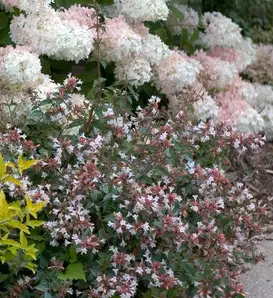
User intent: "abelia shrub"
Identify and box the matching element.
[0,82,267,297]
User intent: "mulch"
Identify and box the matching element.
[228,141,273,230]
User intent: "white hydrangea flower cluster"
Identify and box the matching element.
[141,34,171,65]
[0,46,42,85]
[114,0,169,22]
[0,39,62,129]
[1,0,53,13]
[200,12,243,48]
[114,58,152,86]
[237,107,265,134]
[239,83,273,138]
[0,71,60,130]
[235,38,257,72]
[193,93,219,121]
[10,7,94,63]
[253,84,273,111]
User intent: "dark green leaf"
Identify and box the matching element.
[0,12,9,30]
[58,262,86,281]
[0,27,12,45]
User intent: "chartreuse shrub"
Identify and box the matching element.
[0,153,44,274]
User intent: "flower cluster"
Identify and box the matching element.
[0,45,42,86]
[194,50,239,90]
[198,11,256,72]
[215,78,265,134]
[10,6,95,62]
[1,0,53,13]
[0,45,58,129]
[154,51,202,95]
[200,12,243,48]
[4,0,273,138]
[100,15,171,86]
[114,0,169,22]
[1,86,265,297]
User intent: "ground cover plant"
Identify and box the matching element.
[0,0,272,297]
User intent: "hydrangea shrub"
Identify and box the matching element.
[0,0,271,297]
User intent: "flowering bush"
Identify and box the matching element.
[0,80,267,297]
[1,0,273,137]
[0,0,271,297]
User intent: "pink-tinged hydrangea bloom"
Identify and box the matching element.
[131,22,150,37]
[215,79,264,133]
[58,4,97,31]
[207,43,256,73]
[1,0,19,8]
[208,46,240,64]
[194,50,238,90]
[114,0,169,23]
[216,94,252,129]
[232,77,257,103]
[154,51,202,96]
[208,46,252,72]
[10,7,94,63]
[100,16,142,62]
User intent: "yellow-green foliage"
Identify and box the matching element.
[0,153,44,273]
